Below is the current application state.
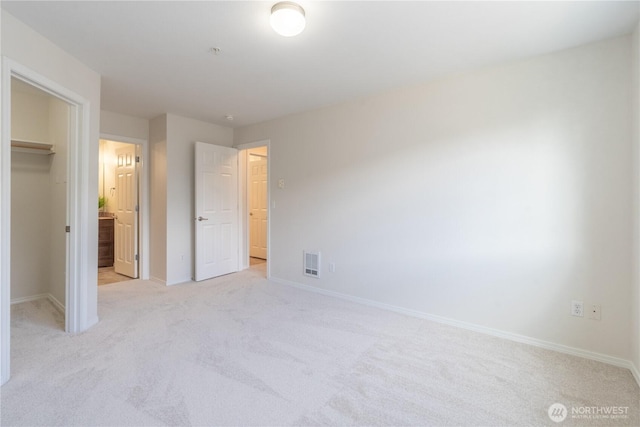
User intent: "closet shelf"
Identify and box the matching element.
[11,139,55,155]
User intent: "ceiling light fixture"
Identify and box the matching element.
[270,2,306,37]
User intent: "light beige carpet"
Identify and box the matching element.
[2,264,638,426]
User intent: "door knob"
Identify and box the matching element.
[249,213,253,216]
[197,216,208,221]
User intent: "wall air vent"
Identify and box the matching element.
[303,251,321,278]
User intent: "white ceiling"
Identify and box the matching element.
[2,1,638,128]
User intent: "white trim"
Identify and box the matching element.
[1,58,12,386]
[47,293,65,314]
[270,276,639,381]
[236,140,271,279]
[66,95,80,333]
[99,133,150,281]
[11,293,65,314]
[236,139,271,151]
[0,7,3,382]
[100,134,146,146]
[10,294,49,305]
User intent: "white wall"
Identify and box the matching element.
[2,12,101,331]
[10,86,51,300]
[11,86,49,143]
[236,36,633,361]
[100,110,149,141]
[149,115,167,283]
[10,152,50,299]
[165,114,233,285]
[631,22,640,382]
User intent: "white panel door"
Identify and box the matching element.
[114,145,138,278]
[194,142,238,281]
[249,155,268,259]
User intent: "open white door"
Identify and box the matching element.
[194,142,238,281]
[114,144,138,278]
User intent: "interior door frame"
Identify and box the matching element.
[236,140,271,277]
[100,134,149,281]
[1,58,91,385]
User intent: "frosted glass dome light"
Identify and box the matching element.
[270,2,306,37]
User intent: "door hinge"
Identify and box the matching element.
[135,156,140,163]
[135,254,139,261]
[65,226,70,233]
[135,205,139,212]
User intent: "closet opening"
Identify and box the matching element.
[2,60,91,385]
[10,77,71,331]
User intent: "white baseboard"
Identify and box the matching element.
[11,293,65,314]
[47,294,65,314]
[270,276,639,386]
[10,294,49,305]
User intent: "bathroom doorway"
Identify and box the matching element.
[98,139,141,286]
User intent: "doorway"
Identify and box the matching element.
[237,141,270,276]
[9,77,70,327]
[98,139,140,286]
[2,59,92,385]
[248,147,268,268]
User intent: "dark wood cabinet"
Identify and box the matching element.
[98,218,114,267]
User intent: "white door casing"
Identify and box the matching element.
[114,144,138,278]
[194,142,238,281]
[249,155,268,259]
[2,59,93,385]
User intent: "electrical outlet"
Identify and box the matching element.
[571,300,584,317]
[588,304,601,321]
